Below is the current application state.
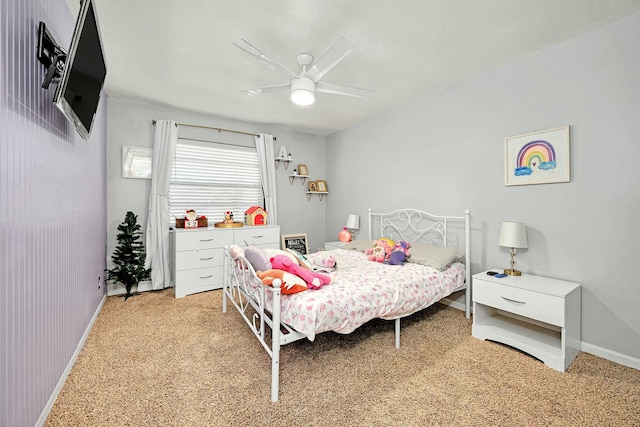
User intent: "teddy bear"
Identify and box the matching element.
[385,240,411,266]
[256,269,308,294]
[270,255,332,290]
[365,238,394,263]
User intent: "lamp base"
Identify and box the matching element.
[504,268,522,276]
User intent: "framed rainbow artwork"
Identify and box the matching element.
[504,126,570,186]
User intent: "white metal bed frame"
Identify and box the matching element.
[222,208,471,402]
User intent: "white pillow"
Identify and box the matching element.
[263,248,299,264]
[407,243,464,271]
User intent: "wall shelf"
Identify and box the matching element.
[289,174,310,185]
[275,158,293,169]
[305,191,328,201]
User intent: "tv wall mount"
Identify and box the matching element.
[37,22,67,89]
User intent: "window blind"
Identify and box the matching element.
[169,138,263,224]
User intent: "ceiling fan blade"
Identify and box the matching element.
[316,82,374,98]
[233,39,297,81]
[240,83,290,96]
[306,37,357,82]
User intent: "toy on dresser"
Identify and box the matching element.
[214,211,243,228]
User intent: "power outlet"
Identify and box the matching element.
[97,276,101,290]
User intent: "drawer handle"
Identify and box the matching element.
[199,238,214,242]
[501,296,526,304]
[199,257,214,261]
[252,235,264,239]
[199,274,214,279]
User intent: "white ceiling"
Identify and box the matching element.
[69,0,640,136]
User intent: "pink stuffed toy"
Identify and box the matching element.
[270,255,332,290]
[365,239,393,262]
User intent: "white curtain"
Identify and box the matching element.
[145,119,178,290]
[255,133,278,225]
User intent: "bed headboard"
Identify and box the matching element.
[368,208,470,248]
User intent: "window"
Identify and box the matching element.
[169,138,263,224]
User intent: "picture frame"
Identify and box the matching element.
[504,126,570,186]
[122,146,153,179]
[316,180,328,192]
[297,164,309,176]
[308,181,318,192]
[281,233,309,255]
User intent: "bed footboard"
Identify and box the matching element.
[222,249,305,402]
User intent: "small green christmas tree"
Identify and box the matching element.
[107,211,151,300]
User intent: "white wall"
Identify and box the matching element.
[326,12,640,365]
[106,98,327,273]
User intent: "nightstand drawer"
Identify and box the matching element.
[474,280,564,326]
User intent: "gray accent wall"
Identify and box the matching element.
[326,12,640,364]
[1,1,108,426]
[106,98,327,274]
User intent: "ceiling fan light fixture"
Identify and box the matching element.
[290,77,315,106]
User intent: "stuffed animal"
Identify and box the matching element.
[228,244,244,258]
[365,238,394,262]
[229,245,272,272]
[385,240,411,266]
[308,251,337,272]
[270,255,332,290]
[256,269,307,294]
[244,245,271,272]
[228,245,245,268]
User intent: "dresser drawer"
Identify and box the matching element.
[174,266,223,290]
[175,248,223,271]
[233,227,279,246]
[175,229,233,251]
[474,280,564,326]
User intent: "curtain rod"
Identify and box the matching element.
[151,120,274,139]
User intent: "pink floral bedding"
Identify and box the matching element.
[259,249,466,341]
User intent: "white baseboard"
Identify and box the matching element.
[581,341,640,371]
[440,297,466,312]
[107,280,153,296]
[440,297,640,372]
[36,294,107,427]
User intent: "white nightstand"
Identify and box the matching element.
[472,271,581,372]
[324,241,346,250]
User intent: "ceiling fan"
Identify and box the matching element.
[233,36,374,106]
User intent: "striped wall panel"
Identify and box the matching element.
[1,1,108,426]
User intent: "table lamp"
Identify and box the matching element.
[498,221,528,276]
[340,214,360,242]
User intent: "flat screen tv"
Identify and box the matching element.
[53,0,107,140]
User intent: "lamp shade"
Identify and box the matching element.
[345,214,360,230]
[498,221,528,248]
[290,77,315,106]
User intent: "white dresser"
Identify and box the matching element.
[472,271,581,372]
[171,225,280,298]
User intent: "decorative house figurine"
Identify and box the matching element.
[278,146,288,159]
[245,206,268,225]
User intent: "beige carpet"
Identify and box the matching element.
[45,289,640,426]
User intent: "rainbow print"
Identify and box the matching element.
[514,139,557,176]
